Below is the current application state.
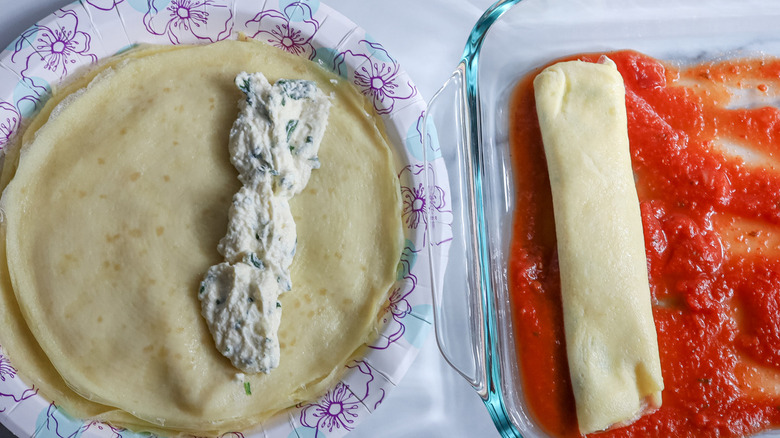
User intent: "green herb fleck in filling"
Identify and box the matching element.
[286,119,299,142]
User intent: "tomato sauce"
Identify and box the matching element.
[508,50,780,437]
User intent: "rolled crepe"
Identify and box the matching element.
[533,58,664,434]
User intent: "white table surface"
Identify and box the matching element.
[0,1,502,437]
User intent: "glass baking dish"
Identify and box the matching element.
[423,0,780,437]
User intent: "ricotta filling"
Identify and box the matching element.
[199,72,331,373]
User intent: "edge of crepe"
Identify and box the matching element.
[0,44,185,192]
[0,39,404,436]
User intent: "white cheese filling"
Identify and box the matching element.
[199,72,331,373]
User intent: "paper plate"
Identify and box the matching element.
[0,1,453,436]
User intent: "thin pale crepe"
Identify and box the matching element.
[0,39,402,435]
[533,58,664,434]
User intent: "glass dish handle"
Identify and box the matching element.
[423,68,488,396]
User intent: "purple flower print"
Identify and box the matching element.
[143,0,233,45]
[39,404,127,438]
[80,421,124,438]
[0,386,38,414]
[0,353,16,382]
[300,383,361,437]
[371,246,418,350]
[12,9,97,85]
[40,403,71,437]
[335,40,417,115]
[84,0,124,11]
[416,110,441,159]
[0,350,38,413]
[246,2,319,60]
[402,182,426,229]
[344,360,384,410]
[399,164,449,247]
[0,102,20,150]
[297,360,385,436]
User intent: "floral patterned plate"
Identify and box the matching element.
[0,1,453,437]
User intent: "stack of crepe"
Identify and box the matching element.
[0,39,403,435]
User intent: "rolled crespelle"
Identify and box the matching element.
[533,57,664,434]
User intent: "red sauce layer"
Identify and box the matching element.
[508,50,780,437]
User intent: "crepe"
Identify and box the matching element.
[0,39,402,435]
[533,58,664,434]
